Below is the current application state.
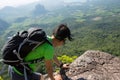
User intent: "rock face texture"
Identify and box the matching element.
[67,50,120,80]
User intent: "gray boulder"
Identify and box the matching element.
[67,50,120,80]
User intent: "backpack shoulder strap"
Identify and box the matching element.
[45,38,53,46]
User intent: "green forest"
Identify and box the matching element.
[0,0,120,79]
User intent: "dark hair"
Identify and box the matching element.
[53,24,73,41]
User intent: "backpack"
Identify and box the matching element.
[1,28,52,66]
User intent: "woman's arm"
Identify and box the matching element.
[44,59,55,80]
[53,55,62,67]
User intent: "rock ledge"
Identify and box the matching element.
[67,50,120,80]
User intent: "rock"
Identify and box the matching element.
[67,50,120,80]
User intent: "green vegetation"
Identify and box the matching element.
[0,76,3,80]
[58,55,77,63]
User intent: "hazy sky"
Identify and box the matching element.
[0,0,86,9]
[0,0,40,8]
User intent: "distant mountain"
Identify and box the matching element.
[0,0,64,21]
[32,4,48,16]
[0,3,51,22]
[0,2,38,20]
[0,0,84,21]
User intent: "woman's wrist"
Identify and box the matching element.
[59,63,63,68]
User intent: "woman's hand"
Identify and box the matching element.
[63,64,69,68]
[61,63,70,69]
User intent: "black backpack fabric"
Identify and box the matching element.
[1,28,51,66]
